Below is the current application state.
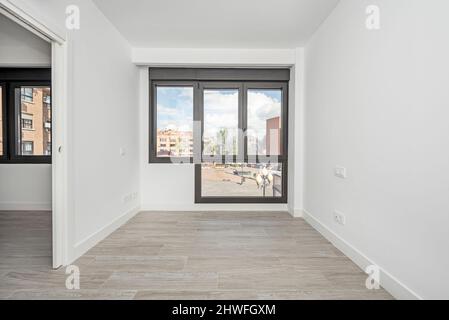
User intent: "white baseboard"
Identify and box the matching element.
[0,201,51,211]
[141,203,289,212]
[70,206,140,264]
[288,208,304,218]
[302,210,421,300]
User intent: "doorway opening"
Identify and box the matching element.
[0,5,68,269]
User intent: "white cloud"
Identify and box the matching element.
[157,104,178,116]
[247,91,281,133]
[247,91,281,154]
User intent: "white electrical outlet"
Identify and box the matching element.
[123,192,138,204]
[334,211,346,226]
[334,166,347,179]
[123,193,133,204]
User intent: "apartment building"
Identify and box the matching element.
[156,129,193,157]
[266,116,281,155]
[19,87,51,156]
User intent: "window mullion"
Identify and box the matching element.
[193,81,202,164]
[242,83,248,161]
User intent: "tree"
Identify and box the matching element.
[217,128,228,155]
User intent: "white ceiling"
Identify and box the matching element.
[93,0,339,48]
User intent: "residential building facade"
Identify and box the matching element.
[19,87,51,156]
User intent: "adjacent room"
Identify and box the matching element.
[0,11,53,297]
[0,0,448,301]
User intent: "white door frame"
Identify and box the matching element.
[0,0,69,268]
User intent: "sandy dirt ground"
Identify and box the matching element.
[201,165,279,197]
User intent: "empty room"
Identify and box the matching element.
[0,0,448,305]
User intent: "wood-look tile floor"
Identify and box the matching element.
[0,211,393,300]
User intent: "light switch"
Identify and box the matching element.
[334,211,346,225]
[334,166,347,179]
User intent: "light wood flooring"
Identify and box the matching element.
[0,211,393,300]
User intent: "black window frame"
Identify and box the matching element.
[0,82,6,161]
[199,81,243,163]
[149,68,289,204]
[0,68,52,164]
[149,80,197,164]
[196,82,288,204]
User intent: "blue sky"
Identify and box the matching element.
[157,87,193,131]
[257,89,281,102]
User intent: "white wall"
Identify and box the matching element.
[10,0,141,263]
[305,0,449,299]
[0,13,52,211]
[0,12,51,67]
[0,165,52,210]
[132,48,296,67]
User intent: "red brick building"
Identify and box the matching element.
[266,116,281,155]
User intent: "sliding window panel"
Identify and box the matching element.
[150,82,195,163]
[245,83,288,162]
[200,83,242,162]
[10,83,51,163]
[195,81,288,204]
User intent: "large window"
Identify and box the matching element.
[0,68,51,163]
[149,68,289,203]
